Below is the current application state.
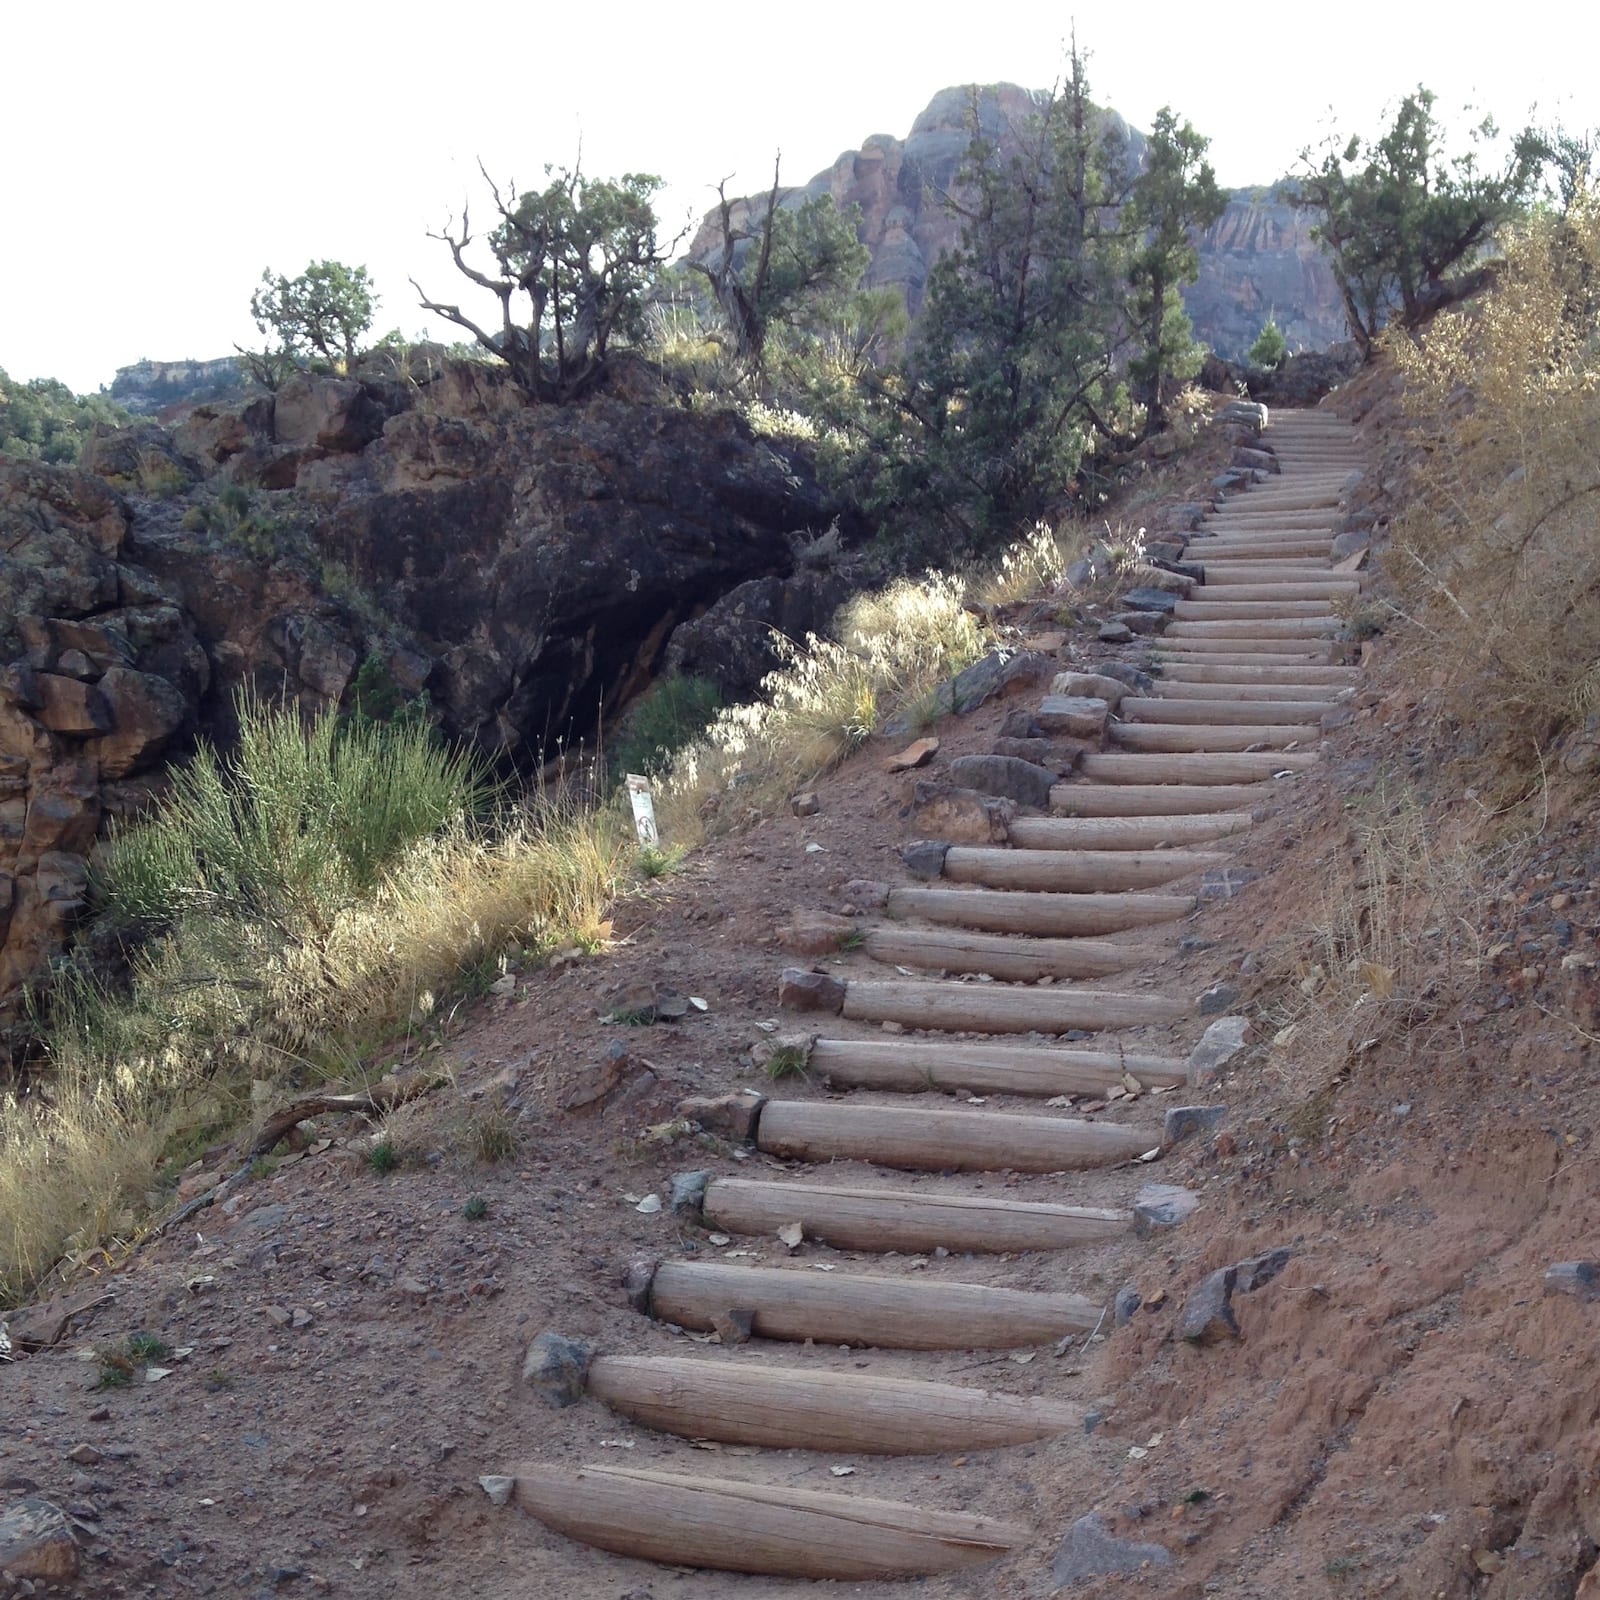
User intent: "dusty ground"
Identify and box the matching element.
[5,400,1599,1600]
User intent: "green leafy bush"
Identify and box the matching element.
[1248,317,1289,369]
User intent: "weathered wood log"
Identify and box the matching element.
[840,976,1189,1033]
[702,1177,1131,1255]
[1107,722,1321,753]
[585,1354,1086,1453]
[1008,812,1253,848]
[1155,638,1334,660]
[647,1259,1103,1348]
[1158,651,1336,669]
[1078,751,1317,784]
[1174,599,1335,620]
[886,884,1193,936]
[1204,509,1338,528]
[864,924,1138,980]
[756,1098,1163,1172]
[1150,681,1350,703]
[808,1036,1187,1095]
[511,1463,1026,1577]
[941,844,1228,891]
[1167,619,1339,642]
[1121,697,1335,724]
[1049,780,1275,816]
[1156,661,1359,685]
[1191,563,1342,584]
[1197,582,1360,603]
[247,1073,445,1158]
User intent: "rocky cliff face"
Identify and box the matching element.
[0,361,844,1056]
[108,356,250,416]
[690,84,1346,359]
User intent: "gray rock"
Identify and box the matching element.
[1330,528,1371,560]
[900,840,950,881]
[1236,1247,1292,1292]
[998,709,1039,738]
[1113,1284,1143,1325]
[622,1259,659,1314]
[779,968,847,1014]
[911,781,1016,844]
[1198,982,1240,1015]
[1050,671,1126,710]
[1051,1511,1172,1585]
[1145,539,1186,564]
[1544,1261,1600,1302]
[1111,610,1165,635]
[1095,662,1156,690]
[1120,587,1179,615]
[521,1331,596,1406]
[1035,694,1109,739]
[677,1091,766,1142]
[1097,621,1133,644]
[949,650,1054,713]
[1177,1267,1240,1344]
[1064,557,1096,588]
[1163,1105,1227,1147]
[1200,867,1261,901]
[668,1170,711,1218]
[842,878,890,909]
[1188,1015,1251,1085]
[478,1474,515,1508]
[235,1203,289,1236]
[1232,445,1279,473]
[1133,1184,1199,1238]
[993,737,1077,772]
[0,1497,79,1581]
[1159,501,1210,531]
[790,791,820,817]
[947,754,1055,809]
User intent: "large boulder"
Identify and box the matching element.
[272,374,385,454]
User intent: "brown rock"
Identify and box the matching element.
[0,1497,79,1580]
[777,910,857,956]
[778,967,847,1014]
[90,667,190,779]
[677,1091,766,1143]
[1034,695,1110,739]
[884,736,939,773]
[272,375,383,454]
[32,674,111,735]
[911,780,1015,844]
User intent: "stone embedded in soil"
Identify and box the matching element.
[0,1498,80,1582]
[1097,621,1133,644]
[777,910,857,955]
[778,968,847,1014]
[1051,671,1128,711]
[884,737,939,772]
[911,780,1016,844]
[710,1308,755,1345]
[993,736,1079,771]
[521,1332,595,1406]
[842,878,890,909]
[1188,1016,1251,1086]
[478,1475,514,1508]
[900,840,951,881]
[678,1091,766,1143]
[65,1444,101,1467]
[560,1039,634,1110]
[622,1260,659,1314]
[1114,1284,1143,1325]
[669,1171,711,1218]
[947,754,1056,809]
[1051,1511,1173,1585]
[1120,587,1180,615]
[790,791,821,817]
[1163,1105,1227,1147]
[1178,1267,1241,1345]
[1133,1184,1199,1238]
[1200,867,1261,902]
[1035,695,1110,739]
[1544,1262,1600,1302]
[1198,982,1240,1015]
[1236,1247,1293,1292]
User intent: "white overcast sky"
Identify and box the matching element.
[7,0,1599,392]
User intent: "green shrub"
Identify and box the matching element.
[609,674,722,779]
[1248,317,1288,370]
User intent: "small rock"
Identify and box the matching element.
[561,1039,635,1110]
[949,650,1054,712]
[1177,1267,1240,1345]
[1133,1184,1199,1239]
[710,1309,755,1345]
[842,878,890,909]
[1544,1262,1600,1303]
[778,968,847,1014]
[947,754,1055,809]
[677,1091,766,1143]
[1035,695,1110,739]
[1163,1105,1227,1147]
[1051,1511,1172,1584]
[1188,1015,1251,1085]
[1050,671,1127,710]
[777,910,857,956]
[290,1307,313,1329]
[622,1260,658,1314]
[1120,587,1179,615]
[1235,1248,1292,1293]
[478,1474,515,1508]
[900,840,950,881]
[790,791,821,817]
[1198,983,1240,1015]
[910,781,1015,844]
[0,1498,79,1582]
[263,1305,292,1328]
[668,1171,711,1218]
[1113,1284,1143,1326]
[1097,621,1133,644]
[884,738,938,773]
[65,1444,101,1467]
[992,737,1078,772]
[521,1331,596,1406]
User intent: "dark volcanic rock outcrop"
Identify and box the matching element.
[689,84,1346,360]
[1,363,844,1043]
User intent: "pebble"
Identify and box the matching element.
[1051,1511,1173,1582]
[65,1444,101,1466]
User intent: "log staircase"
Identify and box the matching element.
[506,406,1367,1583]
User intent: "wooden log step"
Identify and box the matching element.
[1193,564,1344,584]
[511,1463,1026,1578]
[1206,508,1341,525]
[1195,541,1336,558]
[942,844,1228,891]
[840,975,1191,1032]
[1008,811,1254,848]
[1158,661,1358,685]
[648,1259,1103,1349]
[808,1035,1187,1095]
[1050,780,1275,815]
[1108,722,1320,753]
[1157,652,1337,669]
[702,1176,1131,1255]
[864,924,1137,980]
[1078,750,1317,783]
[1174,599,1335,620]
[1196,581,1360,601]
[585,1353,1087,1453]
[757,1099,1162,1174]
[1154,635,1334,657]
[1121,696,1335,723]
[886,884,1194,936]
[1199,522,1337,538]
[1153,681,1350,703]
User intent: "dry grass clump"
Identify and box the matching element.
[654,567,990,842]
[1386,185,1600,778]
[1,695,626,1307]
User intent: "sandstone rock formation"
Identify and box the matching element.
[689,84,1347,360]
